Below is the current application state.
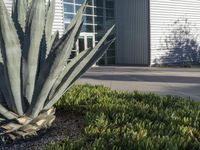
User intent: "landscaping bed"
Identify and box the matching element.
[47,84,200,150]
[1,84,200,150]
[0,112,84,150]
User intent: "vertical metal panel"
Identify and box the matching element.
[3,0,64,35]
[150,0,200,65]
[53,0,64,36]
[115,0,149,65]
[3,0,12,12]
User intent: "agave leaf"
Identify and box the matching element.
[44,26,115,109]
[23,0,46,104]
[12,0,28,33]
[64,0,87,34]
[0,62,15,111]
[28,3,87,118]
[0,104,17,120]
[45,0,55,58]
[12,0,28,47]
[50,31,59,51]
[0,90,3,104]
[48,48,91,99]
[0,50,9,107]
[39,31,59,72]
[0,0,23,115]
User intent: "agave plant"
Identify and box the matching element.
[0,0,115,142]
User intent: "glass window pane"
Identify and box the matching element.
[94,0,103,7]
[95,17,104,24]
[75,5,81,12]
[85,7,93,14]
[94,8,103,16]
[64,4,74,13]
[64,14,74,23]
[106,0,114,8]
[81,25,93,32]
[75,0,84,4]
[87,0,93,5]
[83,16,93,24]
[78,36,85,52]
[95,24,104,32]
[64,23,70,29]
[64,0,74,3]
[106,9,114,17]
[87,36,93,48]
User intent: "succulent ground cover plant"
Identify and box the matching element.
[0,0,115,142]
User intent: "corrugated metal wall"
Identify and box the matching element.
[150,0,200,65]
[115,0,150,65]
[3,0,12,12]
[53,0,64,35]
[3,0,64,35]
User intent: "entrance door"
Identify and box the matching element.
[77,33,95,54]
[71,33,95,62]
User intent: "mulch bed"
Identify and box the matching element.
[0,111,84,150]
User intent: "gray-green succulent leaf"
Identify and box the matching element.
[0,0,115,121]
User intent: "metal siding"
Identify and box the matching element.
[53,0,64,36]
[115,0,149,65]
[3,0,12,12]
[3,0,64,35]
[150,0,200,65]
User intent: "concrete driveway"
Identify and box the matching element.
[77,67,200,101]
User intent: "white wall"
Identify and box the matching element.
[3,0,64,35]
[150,0,200,65]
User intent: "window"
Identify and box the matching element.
[64,0,74,3]
[94,8,103,16]
[87,0,93,5]
[64,14,74,23]
[64,4,74,13]
[106,0,114,8]
[95,17,104,24]
[95,24,104,32]
[75,5,81,12]
[83,16,93,24]
[106,9,114,17]
[64,23,70,29]
[75,0,84,4]
[94,0,103,7]
[82,25,94,32]
[85,7,93,14]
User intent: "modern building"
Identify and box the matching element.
[3,0,200,66]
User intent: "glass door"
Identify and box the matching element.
[71,34,95,64]
[77,33,95,54]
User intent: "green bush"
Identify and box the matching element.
[46,84,200,150]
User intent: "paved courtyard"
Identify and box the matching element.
[77,67,200,101]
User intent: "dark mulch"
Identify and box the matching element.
[0,111,84,150]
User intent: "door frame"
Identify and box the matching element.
[77,33,95,53]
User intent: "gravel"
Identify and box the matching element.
[0,111,84,150]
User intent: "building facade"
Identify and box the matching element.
[3,0,200,66]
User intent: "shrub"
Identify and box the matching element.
[46,84,200,150]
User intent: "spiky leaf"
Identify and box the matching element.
[27,2,87,118]
[23,0,46,104]
[45,0,55,58]
[44,26,115,109]
[0,0,23,115]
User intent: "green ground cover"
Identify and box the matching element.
[46,84,200,150]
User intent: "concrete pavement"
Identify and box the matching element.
[77,67,200,101]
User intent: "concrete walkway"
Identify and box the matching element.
[77,67,200,101]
